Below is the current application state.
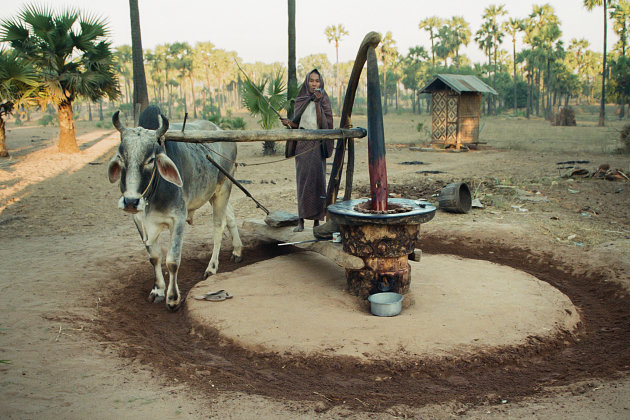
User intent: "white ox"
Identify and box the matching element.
[108,105,242,311]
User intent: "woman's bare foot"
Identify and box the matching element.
[313,220,320,227]
[293,218,304,232]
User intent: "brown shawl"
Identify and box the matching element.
[285,69,334,158]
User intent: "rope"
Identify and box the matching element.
[140,163,158,199]
[192,140,332,167]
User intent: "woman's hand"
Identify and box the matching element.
[313,90,322,102]
[280,118,296,128]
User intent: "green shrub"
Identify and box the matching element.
[96,121,113,129]
[416,122,424,132]
[621,124,630,152]
[38,114,55,126]
[219,117,246,130]
[207,114,221,125]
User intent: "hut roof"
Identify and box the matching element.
[420,74,498,95]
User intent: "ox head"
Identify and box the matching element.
[107,111,183,213]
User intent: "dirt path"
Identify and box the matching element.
[0,119,629,418]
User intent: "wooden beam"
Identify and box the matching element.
[242,219,365,270]
[164,127,367,143]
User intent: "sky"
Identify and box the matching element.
[0,0,615,66]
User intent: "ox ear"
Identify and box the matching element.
[156,152,183,187]
[107,156,122,183]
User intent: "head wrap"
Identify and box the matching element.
[292,69,333,129]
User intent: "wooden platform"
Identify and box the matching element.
[241,219,365,270]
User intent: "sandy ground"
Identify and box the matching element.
[0,117,629,418]
[187,252,579,360]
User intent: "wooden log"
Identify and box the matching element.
[163,127,367,143]
[242,219,364,270]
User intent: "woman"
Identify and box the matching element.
[281,69,334,232]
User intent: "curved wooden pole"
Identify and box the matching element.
[326,32,382,207]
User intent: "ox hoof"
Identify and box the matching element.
[166,301,181,312]
[147,293,165,304]
[231,253,242,263]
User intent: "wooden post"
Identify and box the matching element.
[366,46,388,211]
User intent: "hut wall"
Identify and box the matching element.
[457,93,481,143]
[431,89,459,144]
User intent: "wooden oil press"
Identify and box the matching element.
[164,32,435,299]
[325,32,435,298]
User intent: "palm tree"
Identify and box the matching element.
[419,16,442,67]
[192,41,216,110]
[378,32,398,114]
[324,24,349,115]
[0,49,40,157]
[401,46,429,114]
[482,5,507,114]
[298,54,331,76]
[114,45,132,104]
[610,0,630,117]
[585,0,608,126]
[1,5,120,153]
[524,4,561,119]
[449,17,471,70]
[242,72,288,155]
[475,21,494,74]
[129,0,149,122]
[504,18,524,114]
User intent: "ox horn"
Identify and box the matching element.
[156,113,169,139]
[112,111,125,133]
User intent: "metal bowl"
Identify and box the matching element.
[368,292,404,317]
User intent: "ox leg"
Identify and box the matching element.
[134,216,166,303]
[226,203,243,263]
[146,244,166,303]
[165,220,185,311]
[204,185,230,278]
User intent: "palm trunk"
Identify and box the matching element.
[124,79,131,104]
[129,0,149,120]
[0,116,8,157]
[188,74,197,118]
[57,101,79,153]
[622,30,627,119]
[99,100,104,121]
[620,84,626,119]
[336,42,341,116]
[493,45,497,115]
[288,0,297,119]
[88,101,92,121]
[546,57,552,120]
[513,38,517,115]
[535,70,541,117]
[383,66,388,115]
[599,0,607,126]
[526,71,532,119]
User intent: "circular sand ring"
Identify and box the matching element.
[187,252,580,362]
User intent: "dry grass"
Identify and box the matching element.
[233,107,630,154]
